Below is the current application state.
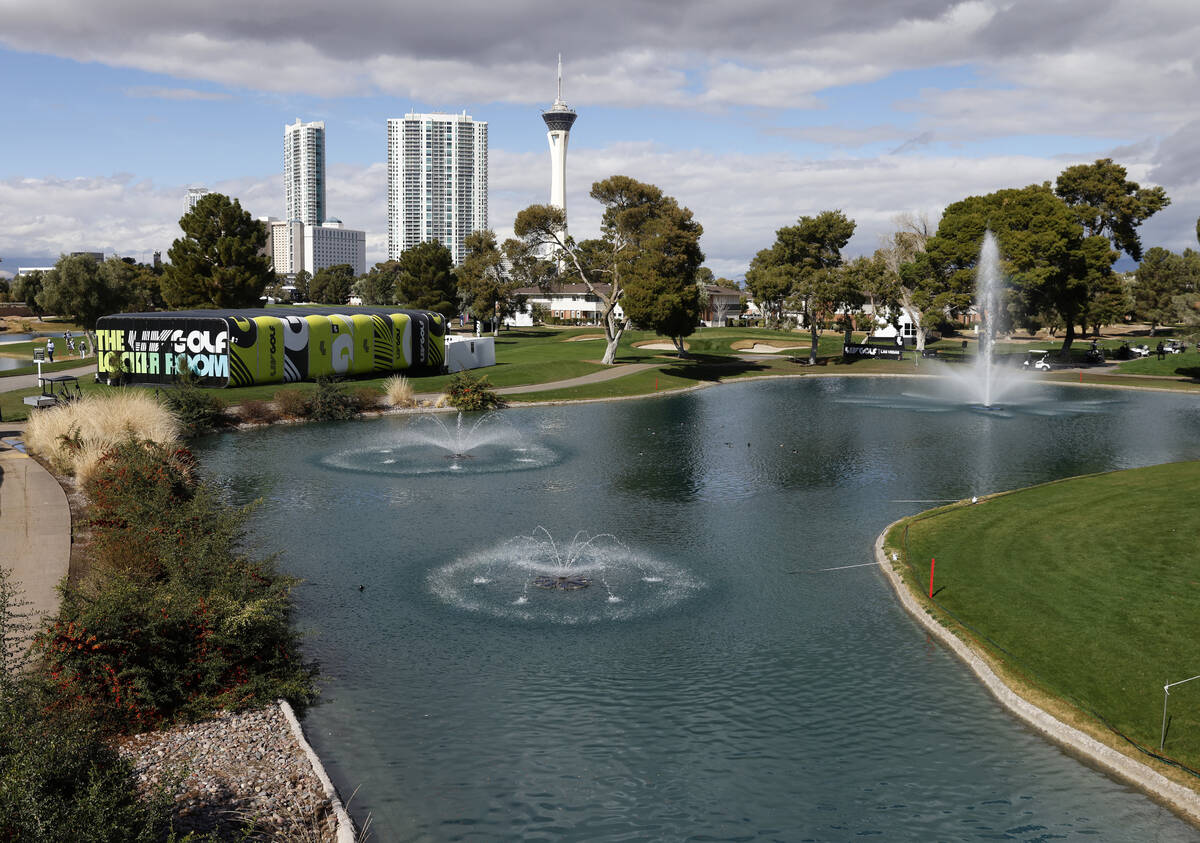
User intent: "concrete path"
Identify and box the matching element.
[0,362,95,393]
[412,362,658,402]
[0,432,70,650]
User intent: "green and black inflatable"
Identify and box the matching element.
[94,307,446,387]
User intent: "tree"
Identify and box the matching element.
[395,241,457,319]
[454,230,525,334]
[354,262,400,306]
[754,210,857,364]
[512,175,702,365]
[10,272,45,317]
[1133,247,1187,334]
[1054,159,1169,261]
[309,263,356,305]
[875,211,968,353]
[839,255,892,339]
[292,270,311,302]
[36,254,137,329]
[744,250,792,328]
[615,193,705,355]
[926,184,1117,356]
[162,193,272,309]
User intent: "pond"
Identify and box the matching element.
[196,377,1200,841]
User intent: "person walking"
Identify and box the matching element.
[46,338,55,362]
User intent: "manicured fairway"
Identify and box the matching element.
[892,460,1200,774]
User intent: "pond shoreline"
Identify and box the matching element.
[872,522,1200,828]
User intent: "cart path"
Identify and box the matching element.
[0,434,71,650]
[0,363,96,392]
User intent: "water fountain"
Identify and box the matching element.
[839,231,1117,417]
[428,527,703,623]
[934,230,1031,409]
[320,411,559,476]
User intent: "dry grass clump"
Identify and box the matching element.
[433,393,451,408]
[382,375,416,408]
[351,387,382,412]
[274,389,311,419]
[239,399,282,426]
[24,390,180,478]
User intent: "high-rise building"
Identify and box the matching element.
[285,119,326,225]
[542,55,577,218]
[265,218,365,279]
[387,111,488,264]
[185,187,210,215]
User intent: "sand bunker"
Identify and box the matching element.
[565,334,605,342]
[633,341,688,351]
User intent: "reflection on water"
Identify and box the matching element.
[195,378,1200,841]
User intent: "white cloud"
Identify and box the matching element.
[2,0,1197,139]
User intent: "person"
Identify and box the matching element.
[1156,341,1165,360]
[46,338,55,362]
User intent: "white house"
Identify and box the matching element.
[506,283,623,327]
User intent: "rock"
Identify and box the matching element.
[117,704,338,842]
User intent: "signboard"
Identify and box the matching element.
[843,343,904,360]
[33,348,45,362]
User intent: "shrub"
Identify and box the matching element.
[0,689,172,841]
[273,388,311,419]
[444,371,505,411]
[0,568,172,841]
[25,392,180,477]
[37,440,318,729]
[239,399,281,425]
[351,387,382,413]
[307,377,359,422]
[382,375,416,408]
[160,380,228,437]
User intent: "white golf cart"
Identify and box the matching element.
[1022,350,1051,371]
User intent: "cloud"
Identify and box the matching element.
[1,0,1196,139]
[123,86,231,101]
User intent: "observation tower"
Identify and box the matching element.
[542,55,577,216]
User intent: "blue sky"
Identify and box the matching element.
[2,0,1199,279]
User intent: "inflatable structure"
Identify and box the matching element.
[95,307,446,387]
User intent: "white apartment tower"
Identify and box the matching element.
[184,187,210,215]
[285,119,326,225]
[542,55,577,216]
[387,111,488,264]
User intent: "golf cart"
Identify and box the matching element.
[1164,339,1187,354]
[1084,340,1105,364]
[1022,350,1051,371]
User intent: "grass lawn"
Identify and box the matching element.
[7,324,1196,421]
[890,460,1200,774]
[3,326,883,420]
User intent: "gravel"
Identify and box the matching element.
[119,704,338,841]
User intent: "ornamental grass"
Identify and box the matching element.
[24,391,180,480]
[382,374,416,408]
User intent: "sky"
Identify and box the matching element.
[2,0,1199,280]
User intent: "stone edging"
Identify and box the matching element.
[279,700,357,843]
[873,524,1200,825]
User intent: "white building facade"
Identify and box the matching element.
[266,219,365,278]
[387,112,488,265]
[285,119,326,226]
[184,187,210,216]
[305,220,365,277]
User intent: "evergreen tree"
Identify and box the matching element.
[395,241,457,319]
[162,193,272,309]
